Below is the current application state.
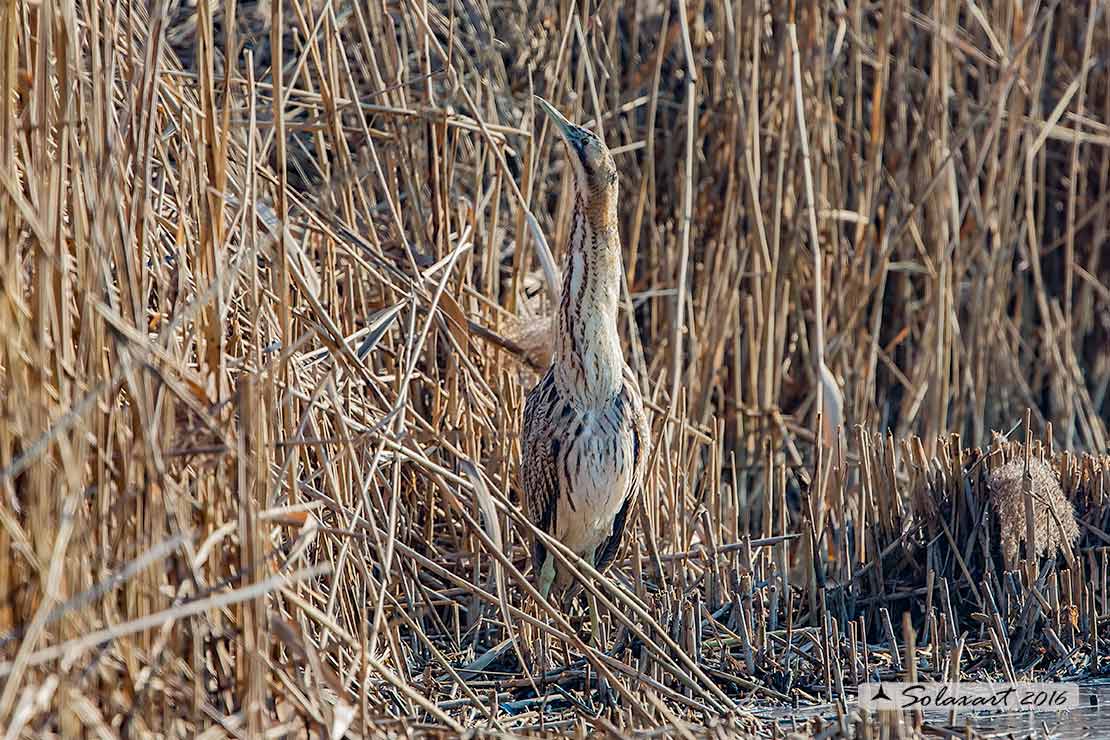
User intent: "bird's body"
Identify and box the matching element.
[522,364,648,599]
[520,97,650,609]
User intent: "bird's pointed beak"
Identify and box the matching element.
[534,95,577,144]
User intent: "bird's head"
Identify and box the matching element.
[535,96,617,205]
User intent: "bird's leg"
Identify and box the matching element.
[535,553,558,676]
[538,552,556,601]
[586,550,616,708]
[587,592,601,649]
[582,547,601,655]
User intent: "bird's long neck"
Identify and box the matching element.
[554,190,624,406]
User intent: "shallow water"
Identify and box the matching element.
[969,682,1110,739]
[755,681,1110,739]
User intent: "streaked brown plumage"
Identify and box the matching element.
[520,97,651,620]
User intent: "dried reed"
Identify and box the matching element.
[0,0,1108,737]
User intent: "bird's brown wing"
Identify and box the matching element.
[593,492,634,575]
[593,376,651,575]
[521,369,561,573]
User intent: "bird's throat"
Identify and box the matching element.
[554,206,625,405]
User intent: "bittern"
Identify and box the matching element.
[520,96,651,652]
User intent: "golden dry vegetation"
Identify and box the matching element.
[1,0,1109,737]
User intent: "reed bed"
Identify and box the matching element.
[2,0,1109,737]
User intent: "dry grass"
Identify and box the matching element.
[1,0,1109,737]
